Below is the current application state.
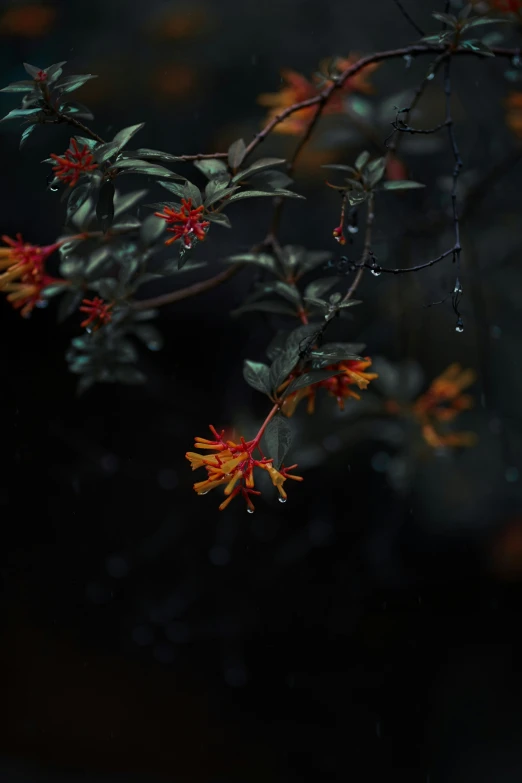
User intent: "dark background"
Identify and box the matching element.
[1,0,522,781]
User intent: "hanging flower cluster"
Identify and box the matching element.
[0,234,63,317]
[186,424,302,511]
[50,138,98,188]
[386,364,477,448]
[281,358,378,416]
[79,296,113,331]
[155,199,210,248]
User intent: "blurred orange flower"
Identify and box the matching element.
[149,7,208,40]
[258,54,379,136]
[505,92,522,138]
[152,64,198,100]
[0,4,55,37]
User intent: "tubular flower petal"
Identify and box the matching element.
[50,138,98,188]
[388,364,477,450]
[281,358,378,416]
[186,424,302,511]
[155,198,210,248]
[79,296,113,330]
[0,234,63,316]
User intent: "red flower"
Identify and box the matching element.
[281,358,378,416]
[79,296,113,330]
[0,233,64,316]
[155,198,210,248]
[186,424,302,511]
[50,138,98,188]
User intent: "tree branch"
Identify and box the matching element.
[391,0,425,37]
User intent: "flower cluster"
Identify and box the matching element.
[0,233,63,317]
[155,199,210,248]
[186,424,302,511]
[50,138,98,188]
[386,364,477,448]
[79,296,113,331]
[281,358,378,416]
[257,54,378,136]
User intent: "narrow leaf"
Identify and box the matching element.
[228,138,246,169]
[264,416,292,469]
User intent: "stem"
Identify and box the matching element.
[391,0,425,37]
[252,403,280,446]
[132,263,242,310]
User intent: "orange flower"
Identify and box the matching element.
[281,358,378,416]
[186,424,302,511]
[390,363,478,449]
[505,92,522,138]
[79,296,113,330]
[257,54,379,136]
[0,234,64,317]
[50,138,98,188]
[155,198,210,248]
[0,5,56,37]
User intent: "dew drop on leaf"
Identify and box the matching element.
[247,508,254,514]
[278,497,287,503]
[371,266,382,277]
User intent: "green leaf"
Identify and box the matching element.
[140,214,165,246]
[45,61,67,82]
[193,158,229,180]
[270,347,299,393]
[112,159,185,180]
[463,16,512,28]
[228,138,246,169]
[365,157,386,187]
[182,180,203,206]
[23,63,42,78]
[59,101,93,120]
[232,300,296,317]
[243,360,272,395]
[158,181,187,199]
[129,323,164,351]
[310,341,365,368]
[355,150,370,171]
[41,282,68,299]
[304,276,340,300]
[303,296,329,313]
[248,169,294,190]
[56,74,97,93]
[206,212,231,228]
[461,39,495,55]
[114,188,148,217]
[95,277,119,299]
[0,80,36,93]
[264,415,292,469]
[204,183,239,207]
[20,124,36,148]
[112,123,145,151]
[96,180,115,232]
[94,141,122,164]
[225,252,276,271]
[231,157,286,183]
[298,250,332,276]
[347,190,368,206]
[432,11,458,26]
[270,281,302,305]
[1,107,40,122]
[70,194,96,229]
[121,148,183,162]
[383,180,426,190]
[225,189,304,204]
[286,369,343,395]
[85,246,112,278]
[322,163,358,173]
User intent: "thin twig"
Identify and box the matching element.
[392,0,425,37]
[344,192,375,300]
[132,263,242,310]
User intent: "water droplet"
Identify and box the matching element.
[199,490,210,495]
[278,497,287,503]
[347,225,358,234]
[371,266,382,277]
[455,318,464,333]
[247,508,254,514]
[49,185,59,192]
[427,71,435,81]
[453,280,463,294]
[146,340,161,351]
[513,54,521,67]
[403,54,413,68]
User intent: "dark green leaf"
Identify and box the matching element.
[461,38,495,55]
[383,180,426,190]
[112,123,145,150]
[129,323,164,351]
[299,250,332,275]
[20,124,36,148]
[94,141,122,164]
[0,80,35,93]
[182,180,203,206]
[225,188,304,204]
[112,159,184,179]
[347,190,368,206]
[204,182,239,207]
[46,61,67,82]
[1,107,40,122]
[365,157,386,187]
[121,148,183,162]
[85,246,112,278]
[322,163,357,173]
[225,252,276,271]
[114,188,148,217]
[432,11,458,25]
[264,415,292,469]
[59,101,93,119]
[23,63,42,78]
[232,300,296,317]
[286,369,343,395]
[206,212,231,228]
[41,282,68,299]
[270,347,299,393]
[304,276,340,300]
[248,169,294,189]
[56,74,97,93]
[228,138,246,169]
[303,296,329,312]
[95,278,119,299]
[140,214,165,246]
[158,180,187,199]
[193,158,229,180]
[355,150,370,171]
[463,16,511,29]
[231,157,286,183]
[243,360,272,395]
